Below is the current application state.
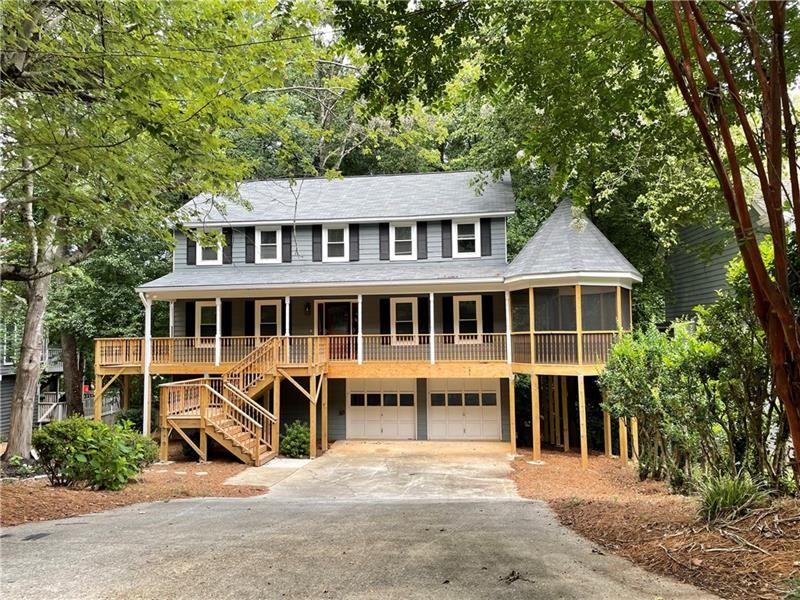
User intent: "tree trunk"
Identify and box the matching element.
[2,274,52,460]
[61,332,83,416]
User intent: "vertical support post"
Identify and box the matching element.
[159,387,169,461]
[554,376,561,447]
[429,292,436,364]
[93,375,103,420]
[273,376,282,454]
[122,375,130,411]
[528,288,535,367]
[616,286,622,331]
[199,386,208,462]
[309,375,317,458]
[619,417,629,466]
[214,297,222,366]
[284,296,291,336]
[321,375,329,452]
[561,376,569,452]
[140,293,152,436]
[504,290,512,364]
[508,375,517,455]
[578,374,588,470]
[603,410,612,457]
[169,300,175,338]
[576,284,583,366]
[550,376,558,445]
[531,375,541,461]
[630,417,639,461]
[357,294,363,364]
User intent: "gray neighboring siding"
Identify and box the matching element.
[501,377,510,443]
[174,300,187,336]
[416,378,427,440]
[0,376,14,439]
[327,379,346,441]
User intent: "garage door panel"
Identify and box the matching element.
[428,380,502,440]
[347,381,417,440]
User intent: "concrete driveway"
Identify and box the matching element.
[1,441,715,600]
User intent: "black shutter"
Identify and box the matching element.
[221,300,233,336]
[312,225,322,262]
[185,301,196,337]
[281,226,292,263]
[245,227,255,263]
[481,294,494,334]
[442,296,454,334]
[379,223,390,260]
[480,218,492,257]
[244,300,255,336]
[418,296,430,337]
[350,224,360,261]
[379,298,390,334]
[186,234,196,265]
[417,222,428,259]
[441,220,452,258]
[222,228,233,264]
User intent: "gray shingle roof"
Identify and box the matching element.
[505,200,642,280]
[139,260,508,291]
[180,171,515,225]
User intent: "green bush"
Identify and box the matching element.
[280,420,310,458]
[696,471,769,523]
[115,408,143,431]
[33,417,157,490]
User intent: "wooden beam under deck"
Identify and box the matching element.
[327,362,513,379]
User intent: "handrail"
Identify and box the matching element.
[202,383,261,431]
[160,377,216,387]
[223,382,277,423]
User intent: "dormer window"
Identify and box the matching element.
[323,224,349,262]
[256,227,281,264]
[452,220,480,258]
[390,222,417,260]
[196,228,222,265]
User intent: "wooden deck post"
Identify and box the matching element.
[93,375,103,420]
[122,375,130,411]
[321,375,329,453]
[531,374,541,461]
[550,376,558,446]
[578,374,588,470]
[554,376,561,447]
[560,376,569,452]
[199,386,208,462]
[508,375,517,455]
[619,417,629,466]
[158,387,169,462]
[630,416,639,461]
[140,292,152,436]
[309,374,317,458]
[603,410,612,457]
[273,376,282,454]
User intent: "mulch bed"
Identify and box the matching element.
[0,444,265,527]
[513,449,800,600]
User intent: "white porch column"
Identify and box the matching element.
[214,297,221,366]
[139,293,152,436]
[504,290,512,364]
[168,300,175,338]
[284,296,291,336]
[357,294,363,364]
[429,292,435,364]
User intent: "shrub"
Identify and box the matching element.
[33,417,158,490]
[696,471,769,523]
[115,408,143,431]
[280,420,310,458]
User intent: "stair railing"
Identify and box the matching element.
[201,381,269,462]
[224,337,281,396]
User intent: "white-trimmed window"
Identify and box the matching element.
[454,295,482,343]
[323,224,349,262]
[255,300,282,339]
[390,222,417,260]
[195,301,217,345]
[452,220,480,258]
[390,297,418,345]
[256,227,281,263]
[196,228,223,265]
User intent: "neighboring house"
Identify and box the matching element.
[94,171,641,468]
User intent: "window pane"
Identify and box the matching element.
[459,301,477,320]
[464,393,480,406]
[621,288,631,329]
[201,246,217,261]
[367,393,381,407]
[260,323,278,336]
[457,239,476,253]
[200,325,215,337]
[395,302,413,321]
[447,393,462,406]
[482,393,497,406]
[396,322,414,335]
[260,245,277,260]
[200,306,216,325]
[534,287,576,331]
[350,393,365,407]
[261,230,276,245]
[328,242,345,258]
[399,393,414,407]
[457,223,475,237]
[260,305,276,322]
[459,320,478,334]
[431,393,445,406]
[383,393,398,407]
[395,240,412,255]
[395,226,412,241]
[581,286,617,331]
[328,228,344,243]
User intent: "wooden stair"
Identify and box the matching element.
[204,413,274,466]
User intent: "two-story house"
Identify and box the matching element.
[94,171,641,468]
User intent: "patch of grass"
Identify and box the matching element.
[784,578,800,600]
[695,471,769,523]
[563,496,584,508]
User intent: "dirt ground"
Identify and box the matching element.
[0,443,264,527]
[513,449,800,600]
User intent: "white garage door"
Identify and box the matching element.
[347,379,416,439]
[428,379,501,440]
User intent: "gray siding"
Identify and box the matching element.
[327,378,346,441]
[416,378,427,440]
[0,376,14,439]
[501,377,510,443]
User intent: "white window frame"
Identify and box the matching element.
[390,297,418,345]
[196,228,223,266]
[323,224,349,262]
[195,301,217,346]
[254,300,282,341]
[451,219,481,258]
[255,227,282,264]
[389,222,417,261]
[454,294,482,344]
